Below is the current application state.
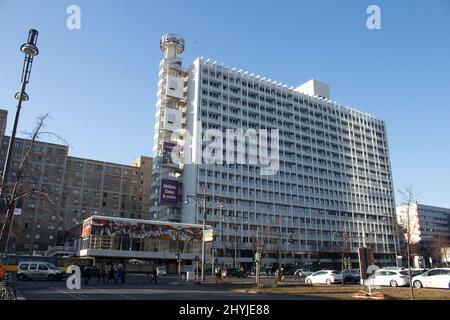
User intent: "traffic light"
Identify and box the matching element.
[288,233,294,243]
[332,232,338,241]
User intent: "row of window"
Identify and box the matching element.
[200,63,384,130]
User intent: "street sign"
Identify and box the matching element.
[358,247,375,280]
[203,228,214,242]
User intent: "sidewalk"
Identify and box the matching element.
[15,287,26,300]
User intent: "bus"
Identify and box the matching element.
[0,254,95,273]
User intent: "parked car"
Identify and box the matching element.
[410,269,428,277]
[294,269,314,279]
[412,268,450,289]
[225,268,248,278]
[364,269,410,287]
[17,261,65,281]
[382,266,404,270]
[156,267,167,276]
[305,270,343,285]
[282,268,296,276]
[258,271,268,277]
[342,269,360,284]
[250,270,268,277]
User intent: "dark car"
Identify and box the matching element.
[342,270,360,284]
[282,268,296,276]
[226,268,248,278]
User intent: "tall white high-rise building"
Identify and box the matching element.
[151,34,398,269]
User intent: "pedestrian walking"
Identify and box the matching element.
[107,264,116,284]
[275,268,284,282]
[83,266,91,285]
[117,263,125,284]
[279,268,285,282]
[150,268,158,283]
[215,268,220,283]
[97,264,106,283]
[217,268,223,283]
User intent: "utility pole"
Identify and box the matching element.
[341,234,345,286]
[234,215,237,269]
[255,226,261,288]
[184,191,223,283]
[278,232,282,271]
[275,229,282,287]
[211,248,214,277]
[201,193,206,282]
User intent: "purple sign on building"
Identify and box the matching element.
[163,142,181,167]
[160,179,179,205]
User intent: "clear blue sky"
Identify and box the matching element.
[0,0,449,207]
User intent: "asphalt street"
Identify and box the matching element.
[15,274,317,300]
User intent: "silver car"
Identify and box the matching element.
[17,261,64,281]
[156,267,167,276]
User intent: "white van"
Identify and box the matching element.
[17,261,64,281]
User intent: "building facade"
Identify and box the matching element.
[150,34,399,269]
[396,203,450,262]
[0,109,152,254]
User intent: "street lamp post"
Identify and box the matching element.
[175,227,184,277]
[184,191,223,282]
[200,194,206,282]
[222,213,248,270]
[0,29,39,254]
[383,213,400,268]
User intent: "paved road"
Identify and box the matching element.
[15,274,318,300]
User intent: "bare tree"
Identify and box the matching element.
[431,233,450,267]
[0,113,68,253]
[397,186,419,300]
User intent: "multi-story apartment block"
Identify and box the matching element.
[396,203,450,246]
[0,109,152,254]
[0,110,7,143]
[151,34,398,269]
[61,155,152,228]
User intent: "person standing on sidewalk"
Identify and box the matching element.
[107,264,116,284]
[83,266,92,285]
[97,264,106,283]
